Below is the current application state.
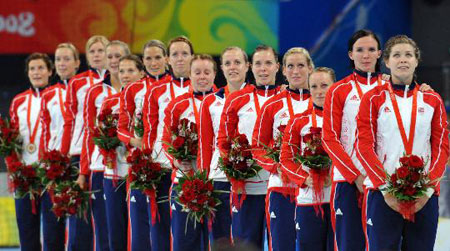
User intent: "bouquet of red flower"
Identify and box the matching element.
[49,181,90,220]
[263,125,286,163]
[164,118,198,161]
[37,150,76,190]
[134,111,144,138]
[0,116,22,158]
[381,154,431,222]
[174,170,221,230]
[127,148,168,224]
[7,159,41,213]
[93,107,121,170]
[295,127,331,208]
[218,133,262,208]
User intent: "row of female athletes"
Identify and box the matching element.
[7,28,449,251]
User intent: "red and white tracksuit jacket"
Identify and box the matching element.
[322,70,386,183]
[280,106,331,204]
[161,90,212,183]
[80,79,117,175]
[252,88,311,195]
[217,84,281,195]
[100,93,129,179]
[62,69,107,156]
[117,72,171,145]
[39,81,68,155]
[9,88,46,164]
[142,76,191,168]
[198,84,247,181]
[355,82,449,193]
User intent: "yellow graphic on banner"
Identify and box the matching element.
[0,197,19,247]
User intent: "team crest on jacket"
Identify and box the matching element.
[163,97,170,103]
[384,107,391,113]
[418,107,425,114]
[246,107,254,113]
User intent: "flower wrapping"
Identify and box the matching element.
[164,118,198,161]
[218,133,262,209]
[7,158,41,214]
[49,181,90,220]
[295,127,331,215]
[37,150,76,191]
[134,110,144,138]
[0,116,22,158]
[127,148,167,224]
[93,108,121,172]
[174,170,221,231]
[381,154,431,222]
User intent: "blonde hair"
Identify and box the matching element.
[85,35,109,53]
[311,67,336,82]
[282,47,314,69]
[106,40,131,56]
[56,42,80,61]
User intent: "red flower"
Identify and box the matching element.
[277,125,287,134]
[410,172,421,183]
[238,134,249,145]
[396,166,409,179]
[68,206,77,215]
[242,149,252,158]
[390,173,398,185]
[235,161,248,171]
[107,128,116,137]
[172,136,185,149]
[403,186,416,196]
[303,149,314,157]
[399,156,409,166]
[310,127,322,134]
[408,155,424,169]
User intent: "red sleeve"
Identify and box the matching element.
[355,90,386,188]
[322,81,361,182]
[161,97,180,164]
[251,96,281,173]
[117,83,136,144]
[198,94,215,174]
[425,92,449,190]
[61,78,78,155]
[80,86,100,175]
[217,92,247,157]
[142,85,164,151]
[39,92,52,157]
[279,114,309,186]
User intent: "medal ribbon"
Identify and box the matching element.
[311,106,317,128]
[387,84,418,155]
[224,86,230,98]
[27,93,40,145]
[191,95,200,125]
[354,74,382,99]
[170,82,175,100]
[286,91,313,118]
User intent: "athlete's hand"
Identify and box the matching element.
[414,195,430,213]
[304,176,313,187]
[76,174,87,190]
[130,137,142,148]
[324,176,332,187]
[383,193,400,213]
[174,159,193,172]
[355,175,365,193]
[419,83,434,92]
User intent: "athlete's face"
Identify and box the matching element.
[349,36,381,73]
[190,59,216,93]
[309,71,333,107]
[106,45,127,75]
[169,42,192,78]
[252,49,279,86]
[385,43,418,84]
[119,59,144,87]
[283,53,312,90]
[55,47,80,80]
[28,59,52,88]
[221,49,249,86]
[87,42,106,70]
[143,46,167,76]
